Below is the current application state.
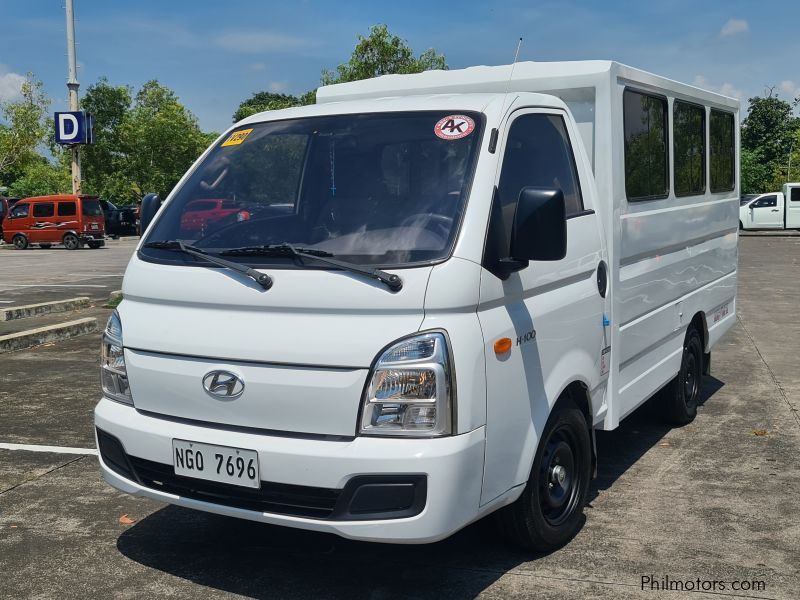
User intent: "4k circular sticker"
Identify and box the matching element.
[434,115,475,140]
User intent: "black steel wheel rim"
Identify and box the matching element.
[538,426,582,527]
[64,235,77,249]
[683,345,700,409]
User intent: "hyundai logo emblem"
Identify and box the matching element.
[202,370,245,399]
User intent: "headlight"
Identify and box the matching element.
[101,310,133,405]
[360,332,453,437]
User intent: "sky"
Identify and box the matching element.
[2,0,799,133]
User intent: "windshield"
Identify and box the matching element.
[142,111,483,267]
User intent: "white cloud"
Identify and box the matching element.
[248,62,266,71]
[0,66,25,102]
[268,81,288,92]
[779,80,800,100]
[720,19,749,37]
[692,75,743,100]
[213,31,310,54]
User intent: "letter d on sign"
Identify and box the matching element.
[58,113,79,141]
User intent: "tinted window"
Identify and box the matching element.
[58,202,77,216]
[790,188,800,202]
[624,90,668,200]
[33,203,54,218]
[81,199,103,216]
[10,203,29,218]
[753,195,777,208]
[710,110,735,192]
[673,101,706,197]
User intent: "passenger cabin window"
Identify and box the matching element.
[624,89,668,200]
[10,203,29,218]
[58,202,77,216]
[752,195,777,208]
[710,110,735,192]
[32,203,55,218]
[673,101,706,196]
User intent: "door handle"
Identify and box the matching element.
[771,209,779,212]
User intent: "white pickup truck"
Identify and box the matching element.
[739,183,800,230]
[95,61,739,551]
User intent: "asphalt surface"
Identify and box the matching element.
[0,232,799,599]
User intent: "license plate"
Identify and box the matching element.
[91,223,99,230]
[172,439,260,489]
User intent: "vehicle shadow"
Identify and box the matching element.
[116,376,725,600]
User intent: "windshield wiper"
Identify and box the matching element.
[143,240,273,290]
[221,243,403,292]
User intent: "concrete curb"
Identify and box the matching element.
[108,290,123,302]
[0,317,98,353]
[1,297,91,322]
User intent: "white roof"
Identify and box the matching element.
[316,60,739,110]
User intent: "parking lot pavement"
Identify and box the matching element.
[1,234,799,599]
[0,237,137,306]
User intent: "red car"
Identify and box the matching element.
[2,195,105,249]
[179,199,249,234]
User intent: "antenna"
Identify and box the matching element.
[504,37,523,95]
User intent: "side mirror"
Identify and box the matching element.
[507,187,567,265]
[139,193,161,234]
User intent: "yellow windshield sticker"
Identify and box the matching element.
[221,128,253,147]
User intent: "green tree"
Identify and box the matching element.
[80,77,133,199]
[120,80,217,202]
[8,156,70,197]
[740,91,799,192]
[0,74,50,185]
[233,92,302,122]
[321,24,447,85]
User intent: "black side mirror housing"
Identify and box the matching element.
[499,187,567,275]
[139,193,161,235]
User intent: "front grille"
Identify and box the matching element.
[128,456,340,519]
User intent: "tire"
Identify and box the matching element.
[12,234,28,250]
[63,233,80,250]
[39,243,52,249]
[497,400,591,552]
[661,327,704,425]
[739,221,744,230]
[87,241,102,249]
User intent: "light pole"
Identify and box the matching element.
[788,138,795,183]
[65,0,81,194]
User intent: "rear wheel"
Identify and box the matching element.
[497,400,591,551]
[12,234,28,250]
[63,233,80,250]
[661,327,704,425]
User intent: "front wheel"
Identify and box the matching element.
[63,233,80,250]
[12,234,28,250]
[661,327,704,425]
[497,400,591,551]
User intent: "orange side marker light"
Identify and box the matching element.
[494,337,512,354]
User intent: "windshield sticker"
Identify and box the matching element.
[221,128,253,147]
[434,115,475,140]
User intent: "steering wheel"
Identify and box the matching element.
[399,213,454,239]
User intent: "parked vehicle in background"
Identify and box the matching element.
[100,199,137,236]
[0,196,20,239]
[3,194,105,249]
[739,183,800,230]
[95,61,739,551]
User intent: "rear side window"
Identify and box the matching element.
[33,203,55,218]
[673,101,706,196]
[710,110,735,192]
[58,202,77,216]
[81,199,103,216]
[790,188,800,202]
[624,89,668,200]
[10,203,29,218]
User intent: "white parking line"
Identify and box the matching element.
[0,443,98,455]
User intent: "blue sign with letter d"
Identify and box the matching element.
[54,111,94,145]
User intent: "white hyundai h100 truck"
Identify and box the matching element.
[739,183,800,230]
[95,61,739,551]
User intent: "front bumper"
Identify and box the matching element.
[94,398,486,543]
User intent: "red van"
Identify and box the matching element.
[2,194,105,250]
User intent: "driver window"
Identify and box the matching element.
[10,203,29,219]
[754,195,777,208]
